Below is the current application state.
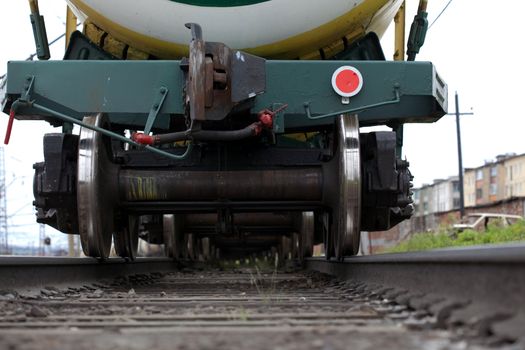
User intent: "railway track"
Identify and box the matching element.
[0,244,524,349]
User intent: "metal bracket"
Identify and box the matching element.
[304,86,401,120]
[272,103,287,134]
[143,86,168,135]
[29,1,50,60]
[184,23,265,122]
[9,78,190,161]
[4,76,35,144]
[9,75,35,114]
[21,76,36,102]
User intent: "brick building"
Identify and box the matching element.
[464,154,511,206]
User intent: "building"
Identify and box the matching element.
[464,158,507,207]
[413,176,460,217]
[505,154,525,197]
[414,154,525,217]
[464,169,476,207]
[464,153,525,206]
[365,153,525,254]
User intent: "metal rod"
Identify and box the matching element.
[418,0,428,12]
[455,91,465,218]
[28,0,39,14]
[119,168,323,202]
[64,6,76,136]
[305,89,400,120]
[394,0,406,61]
[184,213,294,227]
[65,6,77,49]
[28,102,193,161]
[121,201,323,212]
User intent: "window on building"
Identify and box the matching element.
[476,188,483,200]
[453,198,461,208]
[476,170,483,180]
[490,183,497,195]
[490,166,497,177]
[452,181,459,192]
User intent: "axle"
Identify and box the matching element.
[119,168,323,202]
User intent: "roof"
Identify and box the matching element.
[465,153,525,172]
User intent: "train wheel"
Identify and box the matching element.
[299,212,314,260]
[321,212,334,259]
[114,215,139,260]
[292,232,300,260]
[77,114,117,259]
[279,236,292,261]
[163,214,184,259]
[201,237,211,261]
[332,114,361,260]
[185,233,197,260]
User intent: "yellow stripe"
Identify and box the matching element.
[70,0,397,59]
[249,0,394,59]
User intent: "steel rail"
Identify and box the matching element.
[0,257,178,290]
[0,244,524,342]
[306,243,525,342]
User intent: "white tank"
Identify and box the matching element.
[67,0,402,59]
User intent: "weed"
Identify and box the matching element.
[387,220,525,253]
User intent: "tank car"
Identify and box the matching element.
[2,0,446,260]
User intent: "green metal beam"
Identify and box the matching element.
[3,60,447,130]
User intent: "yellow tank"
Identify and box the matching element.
[67,0,402,59]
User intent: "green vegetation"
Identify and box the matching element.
[387,220,525,253]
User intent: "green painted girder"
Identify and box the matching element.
[3,60,447,130]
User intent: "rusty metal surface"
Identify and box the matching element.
[184,23,265,122]
[186,23,206,122]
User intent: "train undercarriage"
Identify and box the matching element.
[3,24,447,261]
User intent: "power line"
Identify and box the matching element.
[0,22,80,79]
[25,32,67,61]
[429,0,454,29]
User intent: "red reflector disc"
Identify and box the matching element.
[331,66,363,98]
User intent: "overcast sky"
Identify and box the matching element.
[1,0,525,248]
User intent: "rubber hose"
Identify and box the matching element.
[156,123,258,144]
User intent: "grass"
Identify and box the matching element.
[387,220,525,253]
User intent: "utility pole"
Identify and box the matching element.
[39,224,45,256]
[0,147,7,254]
[68,235,75,256]
[450,92,473,218]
